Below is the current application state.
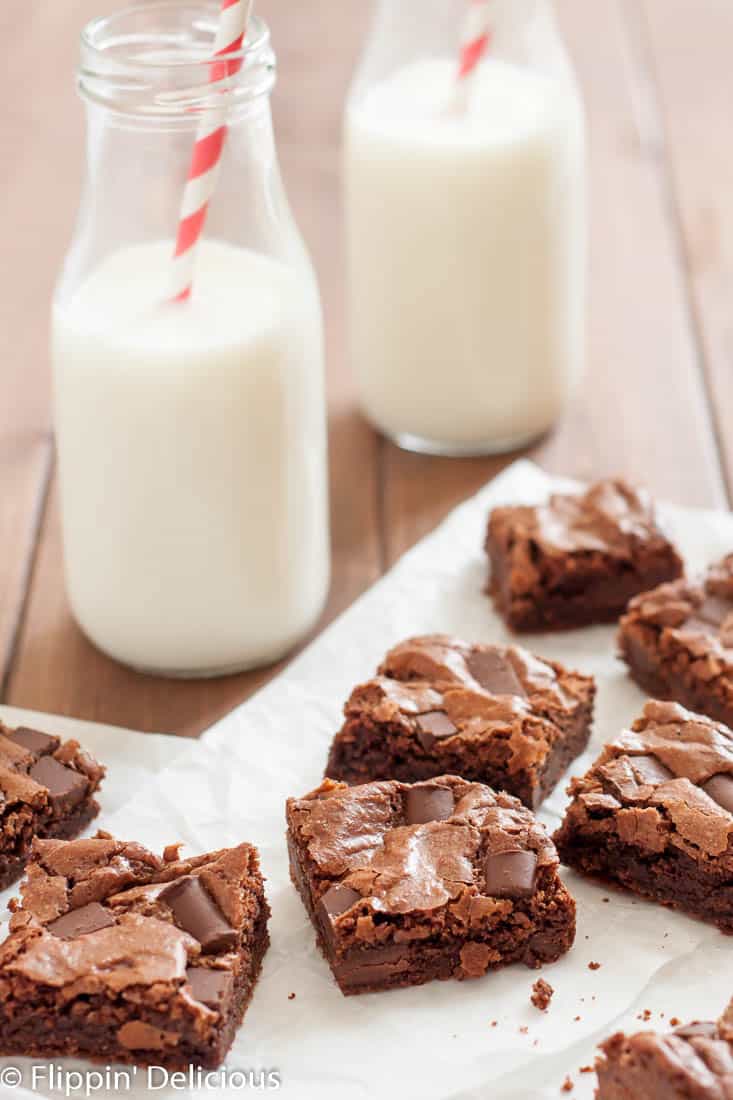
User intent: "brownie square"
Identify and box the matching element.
[0,721,105,889]
[554,700,733,931]
[619,554,733,728]
[287,775,576,996]
[326,634,595,809]
[485,479,683,632]
[0,833,269,1068]
[596,1006,733,1099]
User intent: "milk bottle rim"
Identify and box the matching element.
[79,1,275,122]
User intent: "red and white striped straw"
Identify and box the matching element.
[170,0,252,303]
[457,0,493,81]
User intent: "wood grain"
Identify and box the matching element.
[635,0,733,496]
[0,0,730,734]
[0,3,90,696]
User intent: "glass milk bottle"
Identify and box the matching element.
[52,3,330,676]
[345,0,586,455]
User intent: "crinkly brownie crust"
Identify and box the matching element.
[0,722,105,889]
[554,700,733,931]
[486,479,683,632]
[287,775,576,996]
[326,635,595,809]
[619,554,733,728]
[0,833,269,1069]
[596,1002,733,1099]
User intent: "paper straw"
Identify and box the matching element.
[170,0,252,302]
[458,0,493,81]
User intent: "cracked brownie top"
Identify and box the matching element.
[1,833,265,1027]
[622,555,733,671]
[563,700,733,862]
[597,1002,733,1099]
[287,775,564,944]
[489,480,677,561]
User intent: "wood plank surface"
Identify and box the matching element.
[0,0,729,735]
[635,0,733,496]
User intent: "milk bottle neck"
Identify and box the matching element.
[58,3,305,307]
[78,4,275,124]
[353,0,566,94]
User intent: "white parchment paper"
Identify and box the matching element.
[4,460,733,1099]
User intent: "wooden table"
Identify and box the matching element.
[1,0,730,736]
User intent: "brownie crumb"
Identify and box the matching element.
[288,992,296,1001]
[588,961,601,971]
[490,1020,498,1028]
[561,1077,574,1093]
[531,978,554,1011]
[579,1066,593,1074]
[574,1015,581,1022]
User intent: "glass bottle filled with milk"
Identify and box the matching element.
[52,4,330,677]
[345,0,586,455]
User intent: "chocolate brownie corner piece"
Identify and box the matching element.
[0,833,269,1068]
[485,479,683,632]
[554,699,733,931]
[326,634,595,809]
[596,1004,733,1099]
[287,775,575,996]
[0,721,105,889]
[619,554,733,729]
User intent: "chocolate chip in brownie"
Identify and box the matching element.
[320,884,361,919]
[159,876,238,954]
[46,901,116,940]
[414,710,458,750]
[186,967,234,1012]
[404,785,454,824]
[8,728,59,756]
[483,850,538,899]
[465,650,527,698]
[29,756,88,814]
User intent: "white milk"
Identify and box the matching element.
[53,240,329,675]
[345,57,586,453]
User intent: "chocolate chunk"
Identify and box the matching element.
[630,754,674,786]
[702,774,733,815]
[316,884,361,949]
[466,650,526,698]
[46,901,116,939]
[186,966,234,1011]
[318,884,361,922]
[29,756,88,814]
[159,876,238,954]
[415,710,458,750]
[8,728,59,756]
[483,849,538,899]
[338,944,410,989]
[405,786,454,825]
[673,1021,717,1039]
